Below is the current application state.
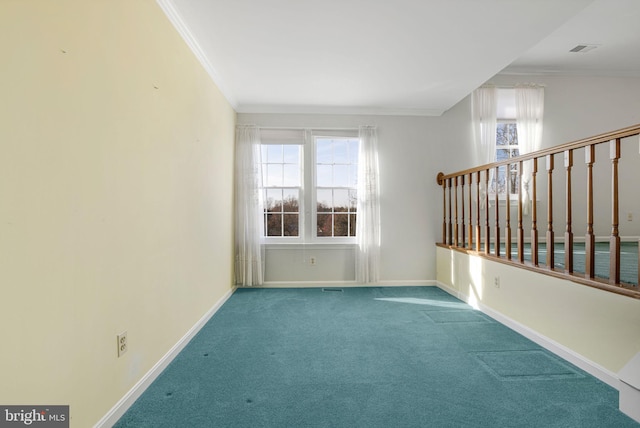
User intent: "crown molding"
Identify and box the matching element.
[156,0,238,109]
[236,104,446,117]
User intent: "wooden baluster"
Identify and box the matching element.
[485,169,490,254]
[564,150,574,274]
[448,178,453,245]
[505,163,512,260]
[468,173,473,249]
[546,154,555,269]
[585,145,595,279]
[494,166,500,257]
[610,139,621,284]
[460,175,466,248]
[475,171,481,252]
[518,160,524,263]
[454,176,459,247]
[442,176,446,244]
[531,158,539,266]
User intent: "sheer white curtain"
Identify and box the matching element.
[471,85,497,203]
[356,125,380,283]
[516,84,545,215]
[234,125,264,286]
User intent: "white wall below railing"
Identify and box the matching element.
[436,246,640,387]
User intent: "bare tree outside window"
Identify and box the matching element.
[261,144,301,237]
[494,122,519,195]
[316,137,359,238]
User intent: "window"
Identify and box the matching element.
[495,121,519,195]
[261,143,302,237]
[315,137,359,238]
[259,129,359,242]
[493,89,519,195]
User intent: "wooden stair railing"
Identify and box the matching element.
[437,124,640,299]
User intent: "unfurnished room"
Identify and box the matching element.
[1,1,640,427]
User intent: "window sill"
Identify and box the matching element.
[488,194,541,207]
[264,242,357,250]
[488,194,519,206]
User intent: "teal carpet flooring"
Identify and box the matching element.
[488,241,638,286]
[114,287,638,427]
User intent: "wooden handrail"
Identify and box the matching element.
[436,123,640,299]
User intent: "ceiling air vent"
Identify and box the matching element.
[569,44,599,53]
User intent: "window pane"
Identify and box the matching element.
[283,214,298,236]
[266,164,282,187]
[282,189,299,213]
[496,149,510,161]
[283,145,299,163]
[348,139,359,163]
[497,123,518,146]
[333,141,348,163]
[266,213,282,236]
[333,164,349,187]
[349,189,358,210]
[509,170,519,194]
[333,189,349,212]
[349,165,358,187]
[266,189,282,212]
[496,166,507,193]
[317,189,332,212]
[283,164,300,186]
[316,139,332,163]
[317,165,332,187]
[349,213,357,236]
[266,145,282,163]
[496,126,507,145]
[333,214,349,236]
[317,214,332,236]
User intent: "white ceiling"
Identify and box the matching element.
[161,0,640,116]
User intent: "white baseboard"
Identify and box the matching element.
[94,287,236,428]
[259,280,358,288]
[258,280,436,288]
[376,280,436,287]
[436,281,619,389]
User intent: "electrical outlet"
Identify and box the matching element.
[310,257,316,266]
[494,276,500,288]
[117,331,128,357]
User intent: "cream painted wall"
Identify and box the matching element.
[0,1,236,427]
[436,247,640,375]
